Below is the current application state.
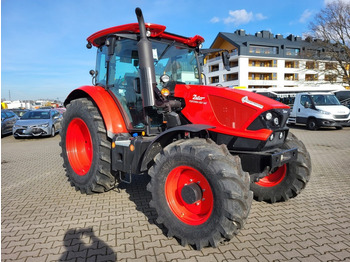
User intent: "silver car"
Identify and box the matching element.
[13,109,62,138]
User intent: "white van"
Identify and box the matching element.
[287,92,350,130]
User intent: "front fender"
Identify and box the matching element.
[65,85,128,138]
[140,124,214,172]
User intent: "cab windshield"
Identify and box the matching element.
[311,94,341,106]
[94,38,200,130]
[95,39,200,88]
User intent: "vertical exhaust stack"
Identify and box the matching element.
[135,7,156,108]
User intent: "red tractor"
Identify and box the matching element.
[60,8,311,249]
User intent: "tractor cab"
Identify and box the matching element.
[87,22,206,135]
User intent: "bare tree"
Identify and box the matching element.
[307,0,350,86]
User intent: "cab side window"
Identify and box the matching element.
[300,95,312,107]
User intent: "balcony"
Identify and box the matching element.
[285,73,299,81]
[305,74,318,81]
[249,59,277,68]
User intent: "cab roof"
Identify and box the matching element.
[87,23,204,48]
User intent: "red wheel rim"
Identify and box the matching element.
[165,166,214,225]
[66,118,93,176]
[255,164,287,187]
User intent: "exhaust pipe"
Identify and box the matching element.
[135,7,156,108]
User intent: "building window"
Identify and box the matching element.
[210,64,219,72]
[306,61,319,69]
[249,73,275,80]
[224,73,238,81]
[210,76,219,84]
[249,45,279,55]
[285,61,299,68]
[325,62,337,70]
[249,59,276,67]
[325,74,337,82]
[285,48,300,56]
[305,74,318,81]
[285,73,299,81]
[229,61,238,68]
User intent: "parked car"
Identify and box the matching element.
[333,90,350,109]
[1,109,19,136]
[55,107,66,114]
[13,109,62,138]
[287,92,350,130]
[11,108,30,117]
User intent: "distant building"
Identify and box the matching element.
[2,100,31,109]
[203,29,347,95]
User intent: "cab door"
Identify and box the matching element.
[296,95,313,124]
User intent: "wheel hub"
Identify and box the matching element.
[165,165,214,225]
[181,183,202,204]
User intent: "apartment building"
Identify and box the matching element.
[203,29,346,93]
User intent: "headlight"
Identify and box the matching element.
[265,112,273,121]
[318,110,331,115]
[39,123,49,127]
[14,124,22,128]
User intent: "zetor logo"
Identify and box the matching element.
[192,94,206,101]
[189,94,207,105]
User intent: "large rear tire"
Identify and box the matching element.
[147,138,253,249]
[60,98,116,194]
[250,132,311,203]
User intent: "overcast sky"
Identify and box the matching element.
[2,0,348,101]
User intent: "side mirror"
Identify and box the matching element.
[304,101,311,108]
[222,51,231,71]
[133,77,141,94]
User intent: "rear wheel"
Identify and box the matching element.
[60,98,116,194]
[147,138,253,249]
[250,132,311,203]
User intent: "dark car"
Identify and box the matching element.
[333,90,350,108]
[1,109,19,136]
[13,109,62,138]
[11,109,30,118]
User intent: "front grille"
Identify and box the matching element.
[334,114,349,119]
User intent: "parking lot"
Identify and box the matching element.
[1,127,350,262]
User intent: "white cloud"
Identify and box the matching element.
[210,16,220,23]
[220,9,267,26]
[255,13,268,21]
[224,9,253,25]
[299,9,313,23]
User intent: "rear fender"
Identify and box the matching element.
[64,86,128,138]
[140,124,214,172]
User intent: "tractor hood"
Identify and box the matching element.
[174,84,289,140]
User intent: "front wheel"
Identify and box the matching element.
[60,98,116,194]
[51,126,56,137]
[250,132,311,203]
[147,138,253,249]
[307,118,318,130]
